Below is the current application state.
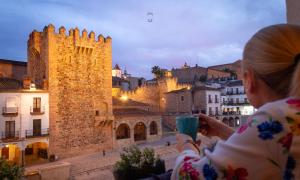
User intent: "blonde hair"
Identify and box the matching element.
[243,24,300,97]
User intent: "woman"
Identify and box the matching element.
[172,24,300,180]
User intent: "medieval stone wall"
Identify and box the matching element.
[27,24,113,158]
[122,77,189,112]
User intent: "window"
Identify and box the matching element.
[150,121,158,135]
[223,98,225,103]
[215,95,218,103]
[215,107,219,115]
[33,119,41,136]
[180,96,184,101]
[33,97,41,112]
[208,95,212,103]
[236,88,239,94]
[209,107,213,115]
[95,110,99,116]
[236,98,239,104]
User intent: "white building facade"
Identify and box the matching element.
[0,90,49,165]
[220,80,255,127]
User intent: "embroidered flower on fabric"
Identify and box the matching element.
[237,124,248,134]
[179,157,200,180]
[278,133,293,151]
[284,155,296,180]
[257,120,283,140]
[286,116,300,135]
[286,99,300,109]
[237,117,259,134]
[203,164,218,180]
[224,165,248,180]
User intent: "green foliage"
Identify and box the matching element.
[223,68,237,79]
[0,158,24,180]
[113,146,165,180]
[151,66,164,79]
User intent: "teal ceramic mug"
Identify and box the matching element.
[176,115,199,141]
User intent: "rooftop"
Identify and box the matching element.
[113,108,160,117]
[225,80,243,87]
[0,77,23,90]
[0,59,27,66]
[113,97,150,107]
[192,86,220,92]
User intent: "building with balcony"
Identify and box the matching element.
[220,80,255,127]
[0,77,49,166]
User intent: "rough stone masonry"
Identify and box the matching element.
[27,24,114,158]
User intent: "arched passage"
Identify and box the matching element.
[116,123,130,139]
[235,117,240,127]
[229,117,234,127]
[134,122,146,141]
[150,121,158,135]
[222,117,228,125]
[25,142,48,165]
[0,144,21,164]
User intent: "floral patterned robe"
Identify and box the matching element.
[171,98,300,180]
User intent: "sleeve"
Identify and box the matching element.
[171,112,291,180]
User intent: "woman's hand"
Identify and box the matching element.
[198,113,235,140]
[176,134,201,153]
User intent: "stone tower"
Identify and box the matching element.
[27,24,114,158]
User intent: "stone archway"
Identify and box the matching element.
[116,123,130,139]
[0,144,21,164]
[222,117,228,125]
[134,122,146,141]
[149,121,158,135]
[25,142,48,165]
[229,117,234,127]
[235,117,240,127]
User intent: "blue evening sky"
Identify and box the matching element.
[0,0,286,79]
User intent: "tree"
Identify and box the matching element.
[223,68,237,79]
[0,158,24,180]
[151,66,164,79]
[113,146,165,180]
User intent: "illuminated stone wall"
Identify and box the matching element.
[27,24,113,158]
[121,77,189,112]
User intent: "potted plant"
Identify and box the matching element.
[113,146,166,180]
[0,158,24,180]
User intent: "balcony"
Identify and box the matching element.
[2,107,18,117]
[226,91,245,95]
[25,128,49,138]
[0,131,20,142]
[222,111,241,115]
[30,106,45,115]
[222,101,250,106]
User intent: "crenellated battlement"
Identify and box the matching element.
[28,24,112,44]
[27,24,113,157]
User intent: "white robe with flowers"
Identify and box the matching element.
[171,98,300,180]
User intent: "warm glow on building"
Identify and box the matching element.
[120,95,128,101]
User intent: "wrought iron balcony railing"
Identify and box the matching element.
[0,131,20,141]
[25,128,49,138]
[2,107,18,116]
[30,106,46,115]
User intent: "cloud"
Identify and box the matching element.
[0,0,286,79]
